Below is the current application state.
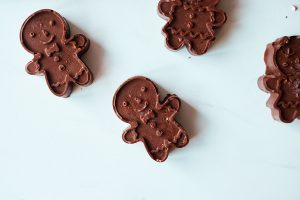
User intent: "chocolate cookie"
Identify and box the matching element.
[158,0,227,55]
[113,76,189,162]
[259,36,300,123]
[20,9,93,97]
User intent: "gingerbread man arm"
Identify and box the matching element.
[258,75,281,93]
[26,53,42,75]
[210,8,227,27]
[159,94,189,148]
[122,121,140,144]
[65,34,90,55]
[158,0,180,19]
[159,94,180,113]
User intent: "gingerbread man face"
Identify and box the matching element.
[259,36,300,123]
[20,9,93,97]
[113,76,189,162]
[158,0,226,55]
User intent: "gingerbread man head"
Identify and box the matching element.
[20,9,93,97]
[259,36,300,123]
[158,0,226,55]
[113,76,189,162]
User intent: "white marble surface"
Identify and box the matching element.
[1,0,300,199]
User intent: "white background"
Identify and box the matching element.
[1,0,300,199]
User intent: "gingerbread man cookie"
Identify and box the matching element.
[113,76,189,162]
[158,0,226,55]
[259,36,300,123]
[20,9,93,97]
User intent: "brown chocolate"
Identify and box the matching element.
[113,76,189,162]
[158,0,227,55]
[20,9,93,97]
[258,36,300,123]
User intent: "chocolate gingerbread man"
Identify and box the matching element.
[113,76,189,162]
[158,0,226,55]
[20,9,93,97]
[259,36,300,123]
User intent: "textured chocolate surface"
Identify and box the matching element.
[20,9,93,97]
[259,36,300,123]
[158,0,226,55]
[113,76,189,162]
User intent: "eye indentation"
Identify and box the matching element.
[49,20,56,26]
[156,130,163,137]
[134,97,142,104]
[150,122,156,128]
[29,32,35,38]
[141,86,147,92]
[58,64,66,71]
[122,101,128,107]
[53,56,60,62]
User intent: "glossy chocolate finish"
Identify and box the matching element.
[158,0,226,55]
[20,9,93,97]
[259,36,300,123]
[113,76,189,162]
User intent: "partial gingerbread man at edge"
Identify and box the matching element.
[158,0,227,55]
[259,36,300,123]
[113,76,189,162]
[20,9,93,97]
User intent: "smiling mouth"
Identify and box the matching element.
[134,101,148,112]
[41,35,55,45]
